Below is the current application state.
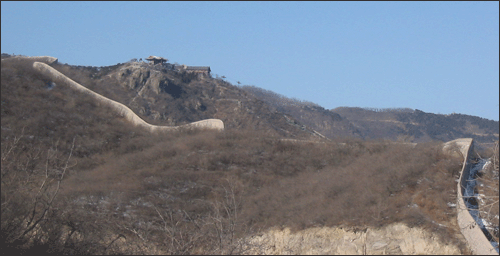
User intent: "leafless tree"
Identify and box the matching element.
[1,131,77,251]
[154,207,205,255]
[204,178,257,255]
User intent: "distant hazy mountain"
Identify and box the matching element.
[332,107,498,146]
[241,85,498,148]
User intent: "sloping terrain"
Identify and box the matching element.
[43,59,320,140]
[240,85,499,148]
[241,86,363,140]
[332,107,499,147]
[3,54,497,254]
[32,61,223,132]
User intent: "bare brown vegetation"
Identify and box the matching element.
[476,141,499,248]
[1,56,471,254]
[2,127,467,253]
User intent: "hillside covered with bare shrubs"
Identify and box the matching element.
[240,85,499,147]
[0,55,484,254]
[2,127,468,254]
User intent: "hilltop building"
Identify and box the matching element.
[186,66,211,75]
[146,56,167,65]
[175,64,211,76]
[144,56,211,76]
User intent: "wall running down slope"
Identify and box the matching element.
[32,61,224,132]
[444,138,498,255]
[22,57,496,254]
[1,55,59,65]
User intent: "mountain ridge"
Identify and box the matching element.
[3,54,495,254]
[240,85,498,148]
[2,53,498,147]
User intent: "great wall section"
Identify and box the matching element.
[444,138,498,255]
[31,61,224,132]
[4,56,498,254]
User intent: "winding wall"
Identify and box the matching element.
[32,61,224,133]
[1,56,59,65]
[445,138,497,255]
[25,58,497,253]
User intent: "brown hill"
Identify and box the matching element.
[45,60,322,140]
[239,85,498,148]
[1,54,493,254]
[5,53,495,147]
[240,86,363,140]
[332,107,499,148]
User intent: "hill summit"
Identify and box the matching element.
[2,53,498,147]
[1,54,497,254]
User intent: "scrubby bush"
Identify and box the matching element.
[1,57,467,254]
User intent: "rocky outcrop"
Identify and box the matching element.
[32,61,224,132]
[243,223,461,255]
[111,63,165,94]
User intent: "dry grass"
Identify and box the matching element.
[2,127,466,253]
[1,57,467,254]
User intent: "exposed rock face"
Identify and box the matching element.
[111,63,165,94]
[243,223,462,255]
[33,61,224,132]
[94,62,319,138]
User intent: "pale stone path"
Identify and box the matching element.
[444,138,498,255]
[24,57,496,254]
[33,61,224,133]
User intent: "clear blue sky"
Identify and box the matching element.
[2,1,499,121]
